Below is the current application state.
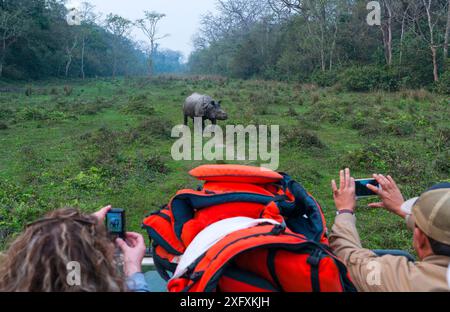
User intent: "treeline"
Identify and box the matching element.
[0,0,184,80]
[188,0,450,93]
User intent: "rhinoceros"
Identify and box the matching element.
[183,93,228,128]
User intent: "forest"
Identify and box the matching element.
[188,0,450,93]
[0,0,185,80]
[1,0,449,94]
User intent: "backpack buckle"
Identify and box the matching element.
[190,271,204,282]
[307,249,323,267]
[270,223,286,235]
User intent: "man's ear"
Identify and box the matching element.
[414,227,427,249]
[414,227,433,259]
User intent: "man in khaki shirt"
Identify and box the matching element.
[329,168,450,292]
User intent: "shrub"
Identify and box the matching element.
[79,127,122,175]
[0,107,14,120]
[0,122,8,130]
[63,85,73,96]
[137,117,172,139]
[301,84,319,92]
[286,106,298,117]
[0,180,48,246]
[383,119,415,137]
[340,142,434,193]
[121,98,155,115]
[66,167,106,192]
[311,93,320,104]
[144,155,169,174]
[310,69,339,87]
[339,66,399,92]
[434,71,450,95]
[433,150,450,174]
[283,127,326,149]
[16,106,47,121]
[25,86,33,96]
[248,91,277,107]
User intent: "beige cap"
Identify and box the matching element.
[405,187,450,245]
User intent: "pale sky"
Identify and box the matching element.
[71,0,218,59]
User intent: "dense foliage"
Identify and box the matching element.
[188,0,450,93]
[0,0,184,80]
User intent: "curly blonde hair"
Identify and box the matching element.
[0,208,126,292]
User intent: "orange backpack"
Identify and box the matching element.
[142,165,356,292]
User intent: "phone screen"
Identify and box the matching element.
[106,209,125,238]
[355,179,379,197]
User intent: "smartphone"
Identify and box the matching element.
[105,208,125,239]
[355,179,380,198]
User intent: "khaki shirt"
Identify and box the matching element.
[329,214,450,292]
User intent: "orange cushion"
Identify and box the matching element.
[189,165,283,184]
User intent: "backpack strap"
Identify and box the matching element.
[142,208,185,256]
[276,174,328,243]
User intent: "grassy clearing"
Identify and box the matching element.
[0,77,448,253]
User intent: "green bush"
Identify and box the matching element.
[339,66,399,92]
[340,141,437,194]
[0,180,48,246]
[310,69,339,87]
[121,94,155,115]
[283,127,326,149]
[66,167,107,192]
[434,71,450,94]
[0,122,8,130]
[0,107,15,120]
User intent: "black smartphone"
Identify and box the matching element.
[355,179,380,198]
[105,208,125,239]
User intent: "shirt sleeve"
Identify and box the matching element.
[126,272,151,292]
[329,213,413,292]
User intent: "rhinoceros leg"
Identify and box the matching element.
[184,115,188,126]
[211,119,217,125]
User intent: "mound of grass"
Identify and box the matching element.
[283,127,326,149]
[121,94,155,115]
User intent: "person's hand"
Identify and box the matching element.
[331,168,356,213]
[116,232,146,278]
[92,205,111,223]
[367,174,406,218]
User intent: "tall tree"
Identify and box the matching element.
[79,2,98,79]
[135,11,168,76]
[444,0,450,66]
[380,0,394,66]
[105,14,132,78]
[408,0,447,81]
[275,0,341,71]
[64,28,78,77]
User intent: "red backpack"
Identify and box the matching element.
[142,165,356,292]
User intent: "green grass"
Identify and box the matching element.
[0,77,449,253]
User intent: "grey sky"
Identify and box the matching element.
[80,0,218,58]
